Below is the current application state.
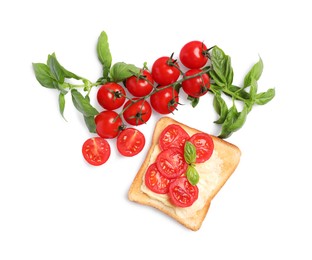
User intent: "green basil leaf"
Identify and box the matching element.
[243,57,263,88]
[213,93,228,124]
[32,63,57,89]
[218,104,239,139]
[228,104,248,132]
[50,53,81,80]
[187,96,200,108]
[58,92,66,120]
[186,165,199,186]
[255,88,275,105]
[97,31,112,79]
[248,78,258,109]
[47,53,65,83]
[83,115,96,133]
[71,89,99,117]
[210,46,234,87]
[184,141,197,164]
[110,62,140,82]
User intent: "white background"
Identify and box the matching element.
[1,0,311,259]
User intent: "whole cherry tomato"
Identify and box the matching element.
[97,82,126,110]
[150,86,179,114]
[122,99,152,126]
[179,41,209,69]
[182,69,210,97]
[125,70,154,97]
[95,110,123,138]
[151,56,180,86]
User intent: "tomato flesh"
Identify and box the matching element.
[82,137,111,166]
[189,133,214,163]
[156,148,188,179]
[159,124,190,150]
[144,163,172,194]
[168,177,198,207]
[117,128,145,157]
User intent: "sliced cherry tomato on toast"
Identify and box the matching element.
[156,148,188,179]
[82,137,111,166]
[144,163,172,194]
[117,128,145,157]
[168,177,198,207]
[189,133,214,163]
[159,124,190,150]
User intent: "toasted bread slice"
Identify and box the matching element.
[128,117,241,231]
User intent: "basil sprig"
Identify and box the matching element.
[33,31,140,132]
[184,141,199,186]
[208,46,275,138]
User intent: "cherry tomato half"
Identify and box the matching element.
[159,124,190,150]
[122,99,152,126]
[144,163,172,194]
[189,133,214,163]
[168,177,199,207]
[156,148,188,179]
[179,41,209,69]
[151,56,180,86]
[117,128,145,157]
[82,137,111,166]
[182,69,210,98]
[125,70,154,97]
[97,82,126,110]
[95,110,123,139]
[150,86,179,115]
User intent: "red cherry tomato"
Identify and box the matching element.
[117,128,145,157]
[82,137,111,166]
[182,69,210,97]
[150,86,179,114]
[122,99,152,126]
[189,133,214,163]
[144,163,172,194]
[97,82,126,110]
[95,110,123,139]
[179,41,209,69]
[158,124,190,150]
[151,56,180,86]
[125,70,154,97]
[156,148,188,179]
[168,177,199,207]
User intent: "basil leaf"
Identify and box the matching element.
[218,104,239,139]
[213,93,228,124]
[228,104,248,132]
[58,92,66,120]
[243,57,263,88]
[210,46,234,87]
[71,89,99,117]
[184,141,196,164]
[32,63,57,89]
[110,62,140,82]
[227,85,250,100]
[97,31,112,79]
[186,165,199,186]
[255,88,275,105]
[187,96,200,108]
[47,53,65,83]
[83,116,96,133]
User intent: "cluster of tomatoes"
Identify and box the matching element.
[145,124,214,207]
[82,41,212,166]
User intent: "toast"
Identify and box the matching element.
[128,117,241,231]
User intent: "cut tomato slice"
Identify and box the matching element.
[189,133,214,163]
[82,137,111,166]
[117,128,145,157]
[156,148,188,179]
[159,124,190,150]
[144,163,172,194]
[168,177,198,207]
